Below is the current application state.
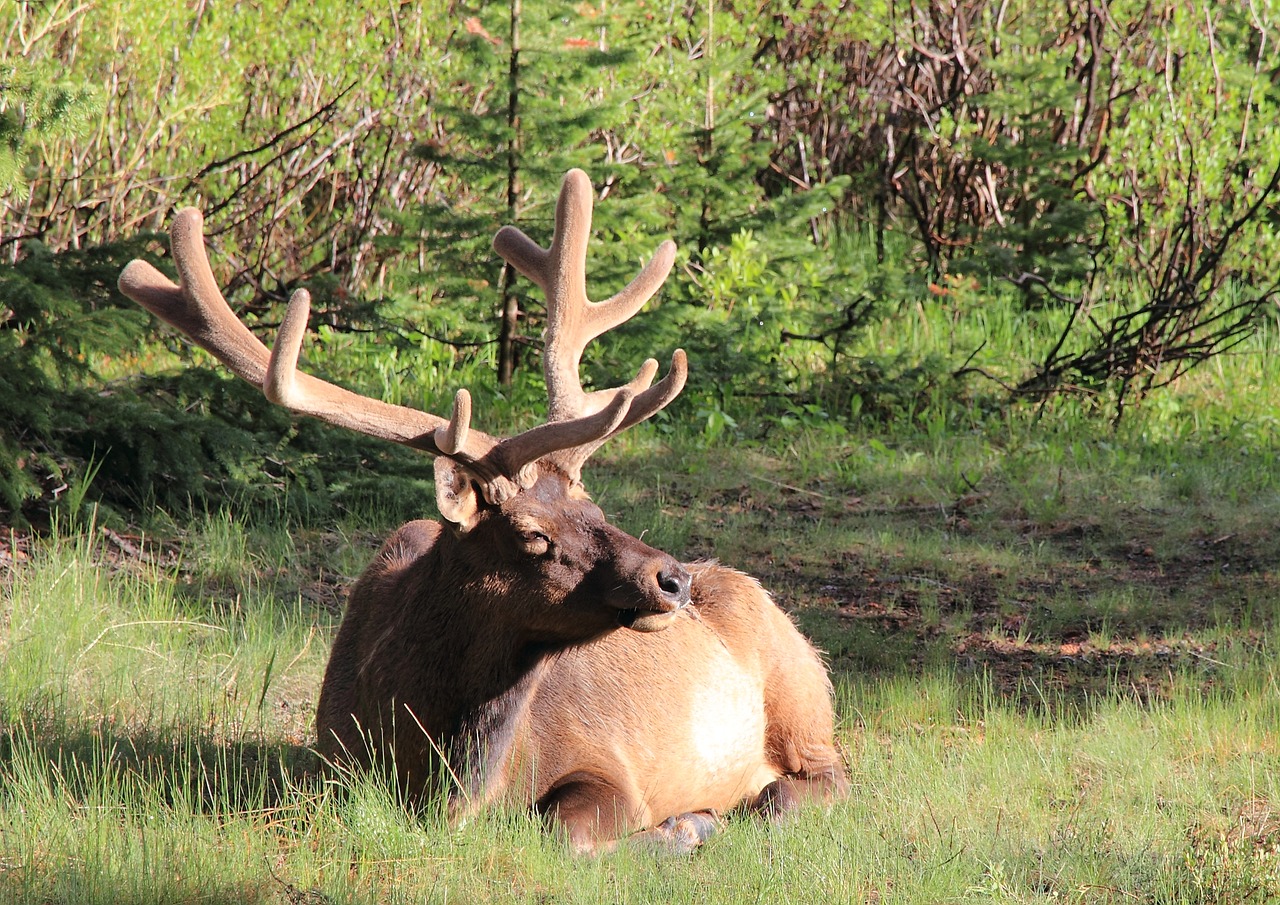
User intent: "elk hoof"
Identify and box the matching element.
[750,778,802,821]
[640,811,720,855]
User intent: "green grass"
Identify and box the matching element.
[5,309,1280,902]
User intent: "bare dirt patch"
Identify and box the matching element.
[710,484,1280,708]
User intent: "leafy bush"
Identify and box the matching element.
[6,0,1280,531]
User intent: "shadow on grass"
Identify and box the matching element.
[780,515,1280,723]
[0,877,283,905]
[0,716,328,903]
[800,601,1232,723]
[0,715,322,814]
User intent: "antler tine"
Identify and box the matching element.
[549,350,688,482]
[264,286,313,406]
[119,209,273,385]
[436,390,473,457]
[607,349,688,436]
[493,169,680,423]
[117,207,503,468]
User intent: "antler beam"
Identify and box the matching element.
[118,169,684,498]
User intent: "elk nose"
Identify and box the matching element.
[656,562,692,608]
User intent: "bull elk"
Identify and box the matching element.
[118,169,848,852]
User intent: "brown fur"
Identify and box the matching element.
[115,173,847,853]
[316,468,848,852]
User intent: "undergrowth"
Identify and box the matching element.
[3,232,1280,903]
[4,320,1280,900]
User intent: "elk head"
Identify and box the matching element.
[118,169,691,637]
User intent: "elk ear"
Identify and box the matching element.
[434,458,481,533]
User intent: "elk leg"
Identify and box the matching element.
[537,773,638,855]
[755,600,851,820]
[539,775,720,855]
[746,766,847,821]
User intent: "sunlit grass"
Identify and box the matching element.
[6,430,1280,903]
[10,627,1276,903]
[6,281,1280,902]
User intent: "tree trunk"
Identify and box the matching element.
[497,0,522,386]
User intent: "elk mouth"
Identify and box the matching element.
[616,606,681,633]
[611,556,690,632]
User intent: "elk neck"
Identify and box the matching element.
[390,526,597,741]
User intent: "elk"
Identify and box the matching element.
[117,169,848,852]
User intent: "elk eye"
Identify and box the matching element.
[519,531,551,556]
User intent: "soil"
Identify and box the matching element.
[684,482,1279,711]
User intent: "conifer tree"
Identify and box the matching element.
[0,63,99,192]
[402,1,848,390]
[405,1,633,383]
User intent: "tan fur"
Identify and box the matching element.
[116,171,848,854]
[512,565,845,835]
[316,473,848,852]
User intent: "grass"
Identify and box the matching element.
[5,310,1280,902]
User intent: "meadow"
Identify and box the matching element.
[6,2,1280,900]
[3,294,1280,904]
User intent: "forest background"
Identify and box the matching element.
[4,0,1279,524]
[8,2,1280,902]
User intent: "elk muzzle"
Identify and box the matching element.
[612,548,692,633]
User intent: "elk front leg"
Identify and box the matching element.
[537,772,638,854]
[746,765,848,820]
[628,810,721,854]
[750,694,849,822]
[538,774,718,855]
[752,607,851,821]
